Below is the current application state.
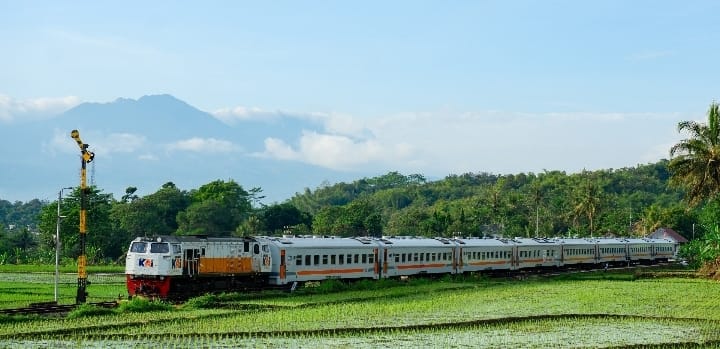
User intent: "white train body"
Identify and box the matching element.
[125,234,678,298]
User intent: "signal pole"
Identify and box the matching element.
[70,130,94,304]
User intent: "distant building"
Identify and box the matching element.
[648,227,688,243]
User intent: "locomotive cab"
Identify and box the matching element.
[125,237,183,298]
[126,237,183,277]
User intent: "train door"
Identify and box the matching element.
[381,248,388,278]
[183,248,201,277]
[279,249,286,282]
[171,243,182,274]
[252,242,273,274]
[373,248,379,278]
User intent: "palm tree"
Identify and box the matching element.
[572,174,602,237]
[669,101,720,206]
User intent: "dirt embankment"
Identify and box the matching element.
[698,257,720,280]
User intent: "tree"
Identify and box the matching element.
[38,187,125,262]
[669,101,720,206]
[572,174,603,236]
[260,203,312,234]
[177,180,253,236]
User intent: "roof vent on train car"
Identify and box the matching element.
[434,237,451,244]
[353,237,373,244]
[378,238,393,244]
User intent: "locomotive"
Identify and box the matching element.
[125,235,677,299]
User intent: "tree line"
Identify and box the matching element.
[0,163,696,266]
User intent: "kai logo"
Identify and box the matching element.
[138,258,153,267]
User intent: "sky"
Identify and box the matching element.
[2,1,720,195]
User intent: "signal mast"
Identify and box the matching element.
[70,130,94,304]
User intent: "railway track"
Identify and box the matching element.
[0,301,117,316]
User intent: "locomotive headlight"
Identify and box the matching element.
[160,276,165,280]
[157,237,163,242]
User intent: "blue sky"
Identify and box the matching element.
[2,1,720,192]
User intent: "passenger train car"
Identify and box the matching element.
[125,235,677,299]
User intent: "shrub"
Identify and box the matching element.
[116,298,174,313]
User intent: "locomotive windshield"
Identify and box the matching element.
[130,242,147,253]
[150,243,170,253]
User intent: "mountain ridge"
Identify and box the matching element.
[0,94,364,204]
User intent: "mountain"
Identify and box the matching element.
[0,94,364,204]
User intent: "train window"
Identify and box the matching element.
[401,253,406,263]
[306,255,311,266]
[425,253,430,261]
[331,255,336,264]
[395,254,400,263]
[130,242,147,253]
[201,248,205,256]
[413,253,418,262]
[420,253,424,262]
[296,255,302,266]
[254,245,260,254]
[362,254,367,264]
[369,254,374,264]
[354,254,359,264]
[244,242,250,253]
[150,243,169,253]
[347,254,352,263]
[172,244,181,254]
[323,255,328,265]
[432,253,436,261]
[314,255,319,265]
[262,245,269,253]
[339,255,344,265]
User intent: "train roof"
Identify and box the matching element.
[132,235,255,244]
[262,236,379,248]
[376,237,456,247]
[454,237,517,247]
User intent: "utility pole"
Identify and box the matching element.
[70,130,94,304]
[55,187,72,302]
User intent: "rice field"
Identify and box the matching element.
[0,268,718,348]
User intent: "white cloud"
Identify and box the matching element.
[43,129,147,164]
[138,154,159,161]
[258,130,414,171]
[256,110,684,175]
[212,106,277,124]
[46,129,146,157]
[0,94,80,123]
[166,137,240,153]
[262,138,300,160]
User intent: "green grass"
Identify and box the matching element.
[0,264,124,274]
[1,265,718,348]
[0,271,126,308]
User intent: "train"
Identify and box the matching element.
[125,235,677,299]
